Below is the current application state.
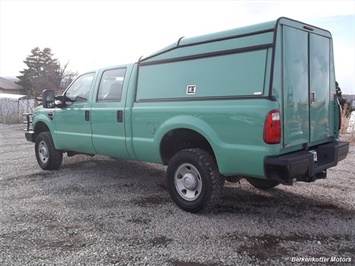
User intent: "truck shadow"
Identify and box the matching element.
[60,155,165,178]
[215,182,355,219]
[53,155,355,220]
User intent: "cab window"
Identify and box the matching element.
[97,68,126,102]
[65,73,95,103]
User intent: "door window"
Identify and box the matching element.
[65,73,95,103]
[97,68,126,102]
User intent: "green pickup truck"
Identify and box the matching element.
[25,17,349,212]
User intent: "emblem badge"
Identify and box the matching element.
[186,85,196,95]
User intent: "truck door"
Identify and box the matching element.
[283,26,331,147]
[309,33,331,142]
[54,72,96,154]
[90,68,130,159]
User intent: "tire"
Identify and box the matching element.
[35,132,63,170]
[246,177,279,189]
[166,149,225,213]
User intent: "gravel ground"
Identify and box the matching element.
[0,123,354,266]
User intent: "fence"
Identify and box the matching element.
[0,93,35,124]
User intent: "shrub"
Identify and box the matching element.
[341,103,355,143]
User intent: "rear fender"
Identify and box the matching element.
[156,115,221,161]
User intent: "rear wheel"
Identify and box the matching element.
[166,149,224,213]
[35,132,63,170]
[246,177,279,189]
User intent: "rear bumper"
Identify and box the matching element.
[264,141,349,184]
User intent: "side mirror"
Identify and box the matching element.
[42,89,55,108]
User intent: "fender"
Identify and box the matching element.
[156,115,274,176]
[131,114,222,164]
[32,109,57,140]
[155,115,224,165]
[155,115,221,149]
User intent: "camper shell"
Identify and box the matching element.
[135,17,348,182]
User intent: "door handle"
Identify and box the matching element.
[311,91,316,104]
[85,110,90,121]
[117,110,123,123]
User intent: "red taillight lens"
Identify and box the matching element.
[264,110,281,144]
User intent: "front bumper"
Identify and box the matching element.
[23,113,35,142]
[25,131,36,142]
[264,141,349,184]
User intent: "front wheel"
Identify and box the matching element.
[35,132,63,170]
[166,149,225,213]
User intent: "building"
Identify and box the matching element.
[0,77,26,95]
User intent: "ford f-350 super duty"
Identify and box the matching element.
[25,17,349,212]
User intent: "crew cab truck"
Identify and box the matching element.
[25,17,349,213]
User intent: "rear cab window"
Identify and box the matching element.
[97,68,127,102]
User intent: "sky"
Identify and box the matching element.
[0,0,354,94]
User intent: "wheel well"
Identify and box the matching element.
[34,121,50,136]
[160,128,214,165]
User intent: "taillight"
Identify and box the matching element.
[264,110,281,144]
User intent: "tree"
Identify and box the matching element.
[16,47,77,104]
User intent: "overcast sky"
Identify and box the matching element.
[1,0,354,94]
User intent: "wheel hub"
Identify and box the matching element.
[40,146,49,157]
[174,163,203,201]
[38,141,49,162]
[183,173,198,190]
